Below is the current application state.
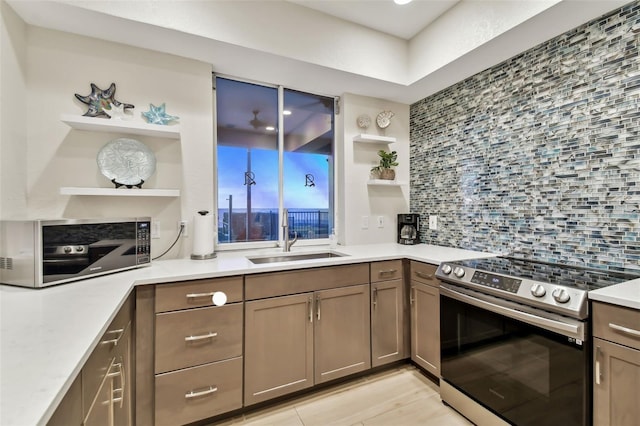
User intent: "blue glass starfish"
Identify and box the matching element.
[142,103,179,125]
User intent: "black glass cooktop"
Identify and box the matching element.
[454,257,640,291]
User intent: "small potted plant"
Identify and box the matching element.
[371,149,398,180]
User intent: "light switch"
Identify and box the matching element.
[152,220,161,239]
[429,215,438,230]
[377,216,384,228]
[361,216,369,229]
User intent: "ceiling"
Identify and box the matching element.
[6,0,631,105]
[287,0,460,40]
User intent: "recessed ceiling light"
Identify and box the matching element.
[283,110,292,116]
[394,0,412,4]
[265,126,276,131]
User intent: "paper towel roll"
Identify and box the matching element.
[191,210,215,259]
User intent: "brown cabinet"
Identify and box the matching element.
[47,294,133,426]
[47,375,83,426]
[155,357,243,426]
[410,261,440,378]
[244,265,370,406]
[315,284,371,383]
[244,293,314,405]
[592,301,640,426]
[136,276,244,426]
[370,260,407,367]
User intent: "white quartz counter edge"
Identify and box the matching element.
[5,242,637,425]
[588,277,640,310]
[1,243,492,426]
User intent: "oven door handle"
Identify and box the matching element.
[440,285,586,341]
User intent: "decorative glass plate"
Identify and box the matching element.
[97,138,156,188]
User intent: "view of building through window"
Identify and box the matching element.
[216,77,335,245]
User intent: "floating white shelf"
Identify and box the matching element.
[367,179,407,187]
[353,133,396,144]
[60,187,181,197]
[61,114,181,139]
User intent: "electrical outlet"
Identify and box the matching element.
[179,220,188,237]
[377,216,384,228]
[361,216,369,229]
[152,220,161,239]
[429,215,438,231]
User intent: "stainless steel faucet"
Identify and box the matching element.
[282,208,298,252]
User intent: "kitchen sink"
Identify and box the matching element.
[248,251,347,264]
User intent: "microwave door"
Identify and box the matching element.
[83,239,138,275]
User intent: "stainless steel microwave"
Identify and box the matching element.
[0,218,151,288]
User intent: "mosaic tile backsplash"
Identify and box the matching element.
[410,1,640,272]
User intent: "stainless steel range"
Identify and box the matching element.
[435,256,639,426]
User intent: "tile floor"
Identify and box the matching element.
[209,364,473,426]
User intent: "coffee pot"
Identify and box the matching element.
[397,214,420,245]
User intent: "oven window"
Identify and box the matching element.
[441,295,589,426]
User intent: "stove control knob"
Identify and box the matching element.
[552,288,570,304]
[64,246,72,254]
[453,267,465,278]
[76,246,84,252]
[530,284,546,298]
[441,264,452,275]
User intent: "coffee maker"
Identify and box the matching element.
[397,213,420,245]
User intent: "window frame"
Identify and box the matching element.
[213,74,336,251]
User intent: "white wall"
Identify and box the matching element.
[340,93,410,246]
[11,25,213,258]
[1,9,411,256]
[0,0,28,219]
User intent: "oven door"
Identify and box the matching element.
[440,284,590,426]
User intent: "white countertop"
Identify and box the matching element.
[588,277,640,310]
[1,242,637,425]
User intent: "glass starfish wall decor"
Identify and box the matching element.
[74,83,134,118]
[142,103,179,125]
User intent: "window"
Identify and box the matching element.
[215,76,335,247]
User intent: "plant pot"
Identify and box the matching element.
[379,168,395,180]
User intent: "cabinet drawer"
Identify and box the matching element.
[410,261,439,287]
[370,260,403,283]
[155,276,243,313]
[155,303,243,374]
[593,302,640,350]
[155,357,243,426]
[82,296,132,419]
[245,263,369,300]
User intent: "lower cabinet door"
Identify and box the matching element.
[155,357,243,426]
[112,324,132,426]
[315,284,371,384]
[84,374,113,426]
[244,293,314,406]
[372,279,405,367]
[411,281,440,377]
[46,374,83,426]
[593,337,640,426]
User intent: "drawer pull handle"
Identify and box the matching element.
[185,386,218,399]
[379,269,397,276]
[185,331,218,342]
[373,287,378,309]
[415,271,434,279]
[186,291,216,299]
[101,328,124,346]
[595,346,603,385]
[609,323,640,338]
[108,360,126,408]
